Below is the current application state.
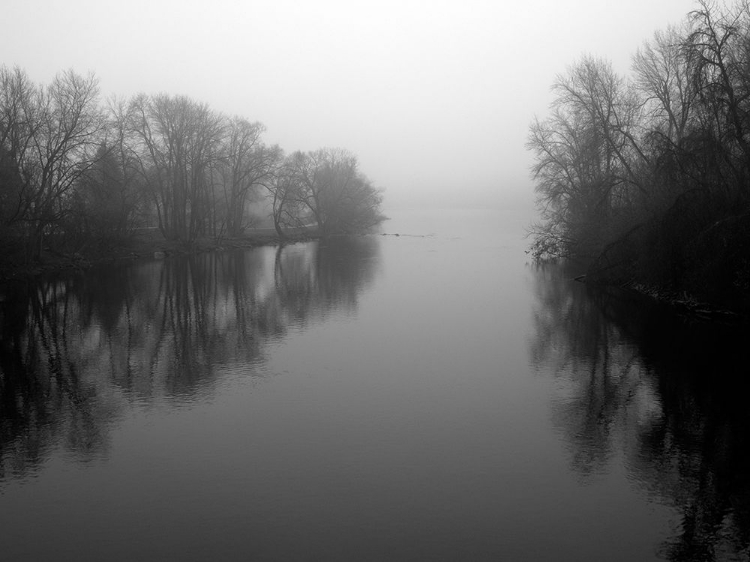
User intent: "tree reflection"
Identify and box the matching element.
[529,260,750,561]
[0,278,120,480]
[274,236,380,328]
[0,236,380,481]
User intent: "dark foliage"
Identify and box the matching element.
[0,68,385,272]
[529,0,750,312]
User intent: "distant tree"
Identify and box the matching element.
[1,63,388,269]
[0,69,104,261]
[217,117,281,237]
[280,148,384,236]
[0,67,36,242]
[265,158,307,237]
[65,96,147,247]
[129,93,224,241]
[71,141,141,245]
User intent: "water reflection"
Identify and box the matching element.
[529,260,750,561]
[0,236,380,482]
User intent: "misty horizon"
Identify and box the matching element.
[2,0,694,212]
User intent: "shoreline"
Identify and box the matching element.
[0,228,320,283]
[576,274,750,326]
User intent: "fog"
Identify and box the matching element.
[3,0,693,212]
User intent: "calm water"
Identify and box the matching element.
[1,208,749,561]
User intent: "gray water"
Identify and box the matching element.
[1,209,749,561]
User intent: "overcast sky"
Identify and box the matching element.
[3,0,695,212]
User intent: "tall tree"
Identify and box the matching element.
[129,93,224,241]
[265,156,305,237]
[0,67,37,239]
[634,24,697,147]
[5,69,104,260]
[218,117,281,237]
[528,57,646,258]
[281,148,383,236]
[684,0,750,199]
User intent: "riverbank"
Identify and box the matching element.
[0,227,320,282]
[576,273,750,325]
[565,253,750,325]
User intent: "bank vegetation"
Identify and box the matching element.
[0,68,385,275]
[528,0,750,314]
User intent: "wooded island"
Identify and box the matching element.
[0,70,384,275]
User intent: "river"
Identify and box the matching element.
[1,208,749,561]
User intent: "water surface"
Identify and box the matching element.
[1,209,749,561]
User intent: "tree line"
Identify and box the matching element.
[0,67,384,266]
[528,0,750,309]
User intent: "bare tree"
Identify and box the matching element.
[528,1,750,299]
[0,66,37,240]
[684,0,750,191]
[555,57,649,195]
[634,24,697,146]
[265,157,306,237]
[218,117,281,237]
[280,148,383,237]
[129,93,224,241]
[69,96,147,245]
[12,70,104,260]
[528,57,647,258]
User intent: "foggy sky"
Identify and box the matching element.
[3,0,693,212]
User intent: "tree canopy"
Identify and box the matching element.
[0,67,385,267]
[528,0,750,309]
